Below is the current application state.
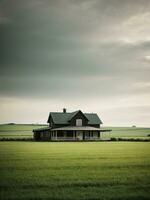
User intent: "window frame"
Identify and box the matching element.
[76,119,82,126]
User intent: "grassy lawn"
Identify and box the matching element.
[0,142,150,200]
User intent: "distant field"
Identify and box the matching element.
[0,124,150,139]
[101,127,150,139]
[0,142,149,200]
[0,124,46,138]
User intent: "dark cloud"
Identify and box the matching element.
[0,0,150,125]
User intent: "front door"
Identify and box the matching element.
[76,131,83,140]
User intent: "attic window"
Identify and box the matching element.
[76,119,82,126]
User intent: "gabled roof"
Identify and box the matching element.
[68,110,89,121]
[47,110,102,125]
[67,110,80,121]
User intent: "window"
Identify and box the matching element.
[76,119,82,126]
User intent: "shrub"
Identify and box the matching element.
[110,137,150,142]
[147,134,150,137]
[110,137,117,141]
[0,138,33,142]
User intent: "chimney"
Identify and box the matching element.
[63,108,66,113]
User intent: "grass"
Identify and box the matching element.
[0,142,150,200]
[0,124,150,139]
[101,127,150,139]
[0,124,46,138]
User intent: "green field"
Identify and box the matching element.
[0,124,46,139]
[101,127,150,139]
[0,124,150,139]
[0,142,150,200]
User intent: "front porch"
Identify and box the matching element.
[51,130,101,141]
[33,126,112,141]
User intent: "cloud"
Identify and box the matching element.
[143,55,150,62]
[0,16,11,24]
[0,0,150,126]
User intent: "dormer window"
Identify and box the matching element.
[76,119,82,126]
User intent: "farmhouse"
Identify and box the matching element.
[33,109,111,141]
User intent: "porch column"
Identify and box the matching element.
[73,131,75,140]
[56,130,57,140]
[98,131,100,139]
[75,131,76,140]
[88,131,90,139]
[90,131,92,139]
[83,131,85,140]
[49,131,51,140]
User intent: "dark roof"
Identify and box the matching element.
[50,112,70,124]
[48,110,102,125]
[85,113,102,124]
[67,110,80,121]
[68,110,89,121]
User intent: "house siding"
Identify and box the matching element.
[53,124,69,128]
[88,124,100,128]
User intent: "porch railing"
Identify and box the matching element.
[51,137,101,141]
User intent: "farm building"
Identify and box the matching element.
[33,109,111,141]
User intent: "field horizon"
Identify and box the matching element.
[0,123,150,128]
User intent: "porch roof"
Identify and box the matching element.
[51,126,101,131]
[33,127,51,132]
[33,126,112,133]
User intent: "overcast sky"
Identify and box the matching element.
[0,0,150,126]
